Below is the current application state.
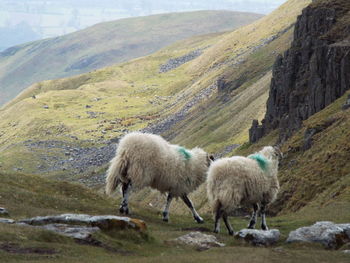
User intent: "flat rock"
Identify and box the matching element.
[167,231,225,251]
[0,207,9,216]
[287,221,350,249]
[0,218,15,224]
[19,214,147,232]
[235,229,280,246]
[39,223,100,240]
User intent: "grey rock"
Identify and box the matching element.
[342,94,350,110]
[342,250,350,254]
[0,218,15,224]
[24,139,117,185]
[39,223,99,240]
[19,213,147,232]
[286,221,350,249]
[141,83,217,137]
[167,232,225,250]
[235,229,280,246]
[159,49,203,73]
[0,207,9,216]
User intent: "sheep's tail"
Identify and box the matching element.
[105,152,128,195]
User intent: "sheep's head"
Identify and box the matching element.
[190,147,214,168]
[273,146,283,160]
[260,146,283,161]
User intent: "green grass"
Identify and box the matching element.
[0,171,349,262]
[0,0,314,223]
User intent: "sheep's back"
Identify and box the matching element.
[207,157,271,211]
[117,133,187,192]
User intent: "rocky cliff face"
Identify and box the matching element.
[250,0,350,143]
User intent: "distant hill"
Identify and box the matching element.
[0,10,263,106]
[0,0,310,179]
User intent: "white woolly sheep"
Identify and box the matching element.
[206,146,282,235]
[106,132,214,223]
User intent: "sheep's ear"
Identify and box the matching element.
[273,145,283,159]
[206,154,215,165]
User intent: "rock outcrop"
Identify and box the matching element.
[166,232,225,251]
[0,214,146,243]
[235,229,280,246]
[250,0,350,143]
[18,214,147,232]
[287,221,350,249]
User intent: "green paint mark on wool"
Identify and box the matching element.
[249,154,268,171]
[178,147,192,160]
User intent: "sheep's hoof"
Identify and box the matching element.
[213,229,219,234]
[247,225,255,229]
[163,212,169,222]
[119,206,129,215]
[261,225,269,231]
[195,217,204,224]
[228,231,234,236]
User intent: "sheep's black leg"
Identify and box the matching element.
[261,203,268,230]
[214,202,223,233]
[119,181,131,215]
[162,193,173,222]
[248,203,259,229]
[223,212,234,236]
[181,194,204,224]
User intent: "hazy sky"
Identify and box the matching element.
[0,0,287,50]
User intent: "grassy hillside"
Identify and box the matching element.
[0,0,311,205]
[1,0,350,260]
[232,91,350,219]
[1,171,349,262]
[0,10,263,106]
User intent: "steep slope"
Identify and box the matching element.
[237,91,350,220]
[0,10,263,106]
[249,0,350,142]
[234,0,350,217]
[0,0,311,183]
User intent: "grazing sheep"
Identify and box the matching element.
[106,132,214,223]
[207,146,282,235]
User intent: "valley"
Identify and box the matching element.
[0,0,349,261]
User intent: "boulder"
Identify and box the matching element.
[0,218,15,224]
[39,223,100,240]
[235,229,280,246]
[342,94,350,110]
[19,214,147,232]
[167,232,225,251]
[286,221,350,249]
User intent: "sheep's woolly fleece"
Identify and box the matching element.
[106,132,209,197]
[248,154,268,171]
[206,146,280,213]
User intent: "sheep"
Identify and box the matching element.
[206,146,282,235]
[106,132,214,223]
